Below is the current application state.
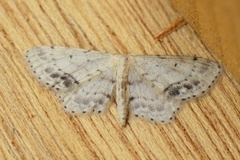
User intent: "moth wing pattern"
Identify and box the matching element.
[25,46,118,115]
[127,56,222,123]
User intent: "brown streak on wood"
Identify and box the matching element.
[155,18,187,40]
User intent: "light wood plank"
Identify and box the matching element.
[0,0,239,159]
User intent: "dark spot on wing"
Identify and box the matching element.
[45,67,54,73]
[98,99,104,105]
[106,94,111,98]
[63,79,73,87]
[169,88,180,96]
[192,80,200,86]
[183,84,193,90]
[50,73,61,78]
[164,86,182,96]
[60,76,67,80]
[84,50,91,53]
[129,97,135,102]
[193,56,198,61]
[128,81,133,85]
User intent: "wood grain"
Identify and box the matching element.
[0,0,239,159]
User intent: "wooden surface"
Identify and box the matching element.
[172,0,240,83]
[0,0,239,159]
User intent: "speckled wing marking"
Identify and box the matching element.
[25,46,222,126]
[127,56,222,124]
[25,46,120,115]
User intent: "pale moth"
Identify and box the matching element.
[25,46,222,126]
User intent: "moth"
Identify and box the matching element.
[25,46,222,126]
